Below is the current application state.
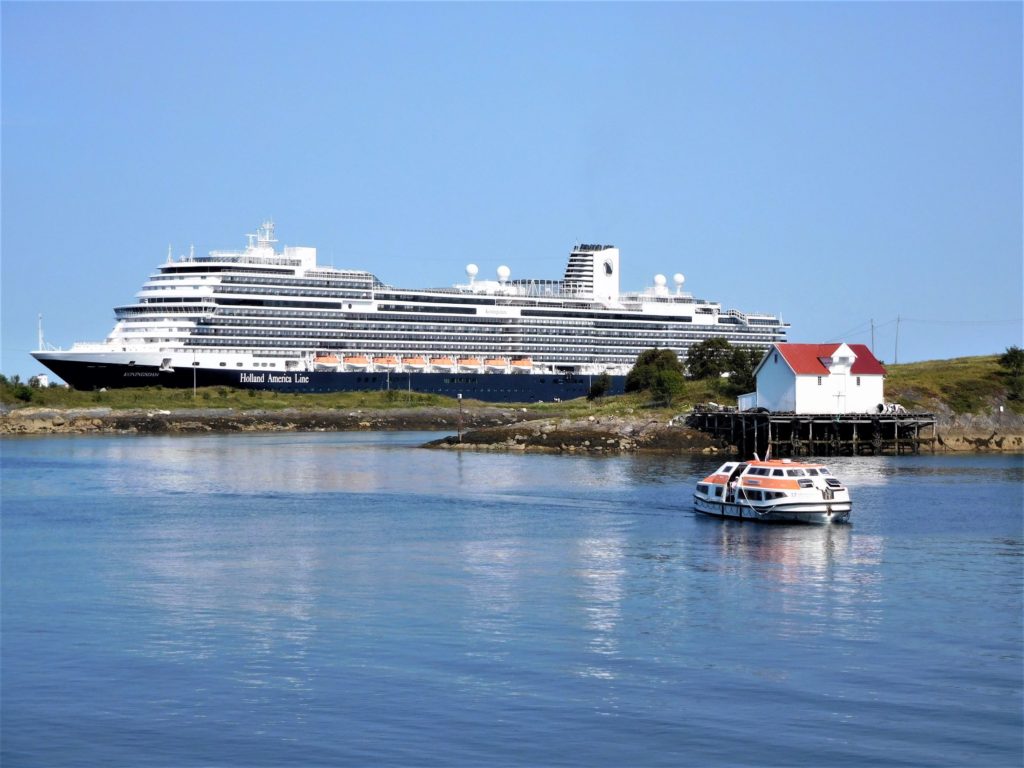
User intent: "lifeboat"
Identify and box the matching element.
[693,457,851,525]
[484,357,509,372]
[430,356,456,371]
[402,356,428,370]
[313,354,341,371]
[458,357,483,371]
[510,357,533,372]
[374,356,399,370]
[344,355,371,370]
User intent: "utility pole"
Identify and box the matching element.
[457,393,463,443]
[894,315,901,364]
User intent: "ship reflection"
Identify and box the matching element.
[699,519,885,640]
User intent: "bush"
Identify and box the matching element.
[650,367,685,406]
[625,349,684,393]
[587,372,612,400]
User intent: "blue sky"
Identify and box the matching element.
[2,2,1021,380]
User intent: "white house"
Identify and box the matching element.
[738,343,887,414]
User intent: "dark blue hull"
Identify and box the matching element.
[39,358,625,403]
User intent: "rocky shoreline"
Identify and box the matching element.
[1,405,1021,454]
[0,406,530,436]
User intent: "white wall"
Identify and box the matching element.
[794,373,884,413]
[591,248,620,303]
[753,350,796,411]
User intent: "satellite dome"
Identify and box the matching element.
[466,263,479,278]
[654,273,667,287]
[673,273,685,286]
[497,265,511,282]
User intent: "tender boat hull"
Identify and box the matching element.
[693,495,850,525]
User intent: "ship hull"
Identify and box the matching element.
[33,355,624,404]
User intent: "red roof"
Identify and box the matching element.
[772,344,886,376]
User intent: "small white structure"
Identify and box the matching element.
[738,343,887,414]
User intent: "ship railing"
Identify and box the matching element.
[183,253,304,268]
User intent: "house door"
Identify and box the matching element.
[831,373,847,413]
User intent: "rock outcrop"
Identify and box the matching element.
[423,414,732,455]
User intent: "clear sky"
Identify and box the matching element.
[2,2,1021,380]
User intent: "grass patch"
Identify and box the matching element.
[0,384,461,412]
[885,355,1019,415]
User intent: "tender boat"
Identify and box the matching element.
[694,457,851,524]
[313,353,341,371]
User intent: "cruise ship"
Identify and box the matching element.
[33,222,789,402]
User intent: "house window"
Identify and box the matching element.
[817,376,822,385]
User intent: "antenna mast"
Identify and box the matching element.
[37,313,44,351]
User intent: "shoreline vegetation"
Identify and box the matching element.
[2,355,1022,453]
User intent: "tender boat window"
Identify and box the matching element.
[818,468,831,475]
[747,490,762,501]
[697,484,709,494]
[772,469,784,477]
[713,487,723,497]
[806,468,819,476]
[786,469,806,477]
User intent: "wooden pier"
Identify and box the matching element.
[687,409,937,457]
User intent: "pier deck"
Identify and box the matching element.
[687,408,937,457]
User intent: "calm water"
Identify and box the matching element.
[2,433,1021,767]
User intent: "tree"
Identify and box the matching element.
[685,338,733,380]
[625,348,684,393]
[650,367,685,406]
[587,372,612,401]
[999,345,1024,401]
[726,346,764,394]
[999,346,1024,377]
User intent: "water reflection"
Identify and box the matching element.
[699,520,884,640]
[459,537,524,663]
[574,534,626,679]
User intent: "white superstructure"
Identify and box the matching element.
[34,222,789,381]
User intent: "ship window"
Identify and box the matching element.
[786,469,806,477]
[713,487,723,497]
[818,468,830,475]
[772,469,784,477]
[817,376,823,385]
[219,362,226,367]
[857,376,862,386]
[806,468,819,476]
[237,363,243,367]
[746,490,762,501]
